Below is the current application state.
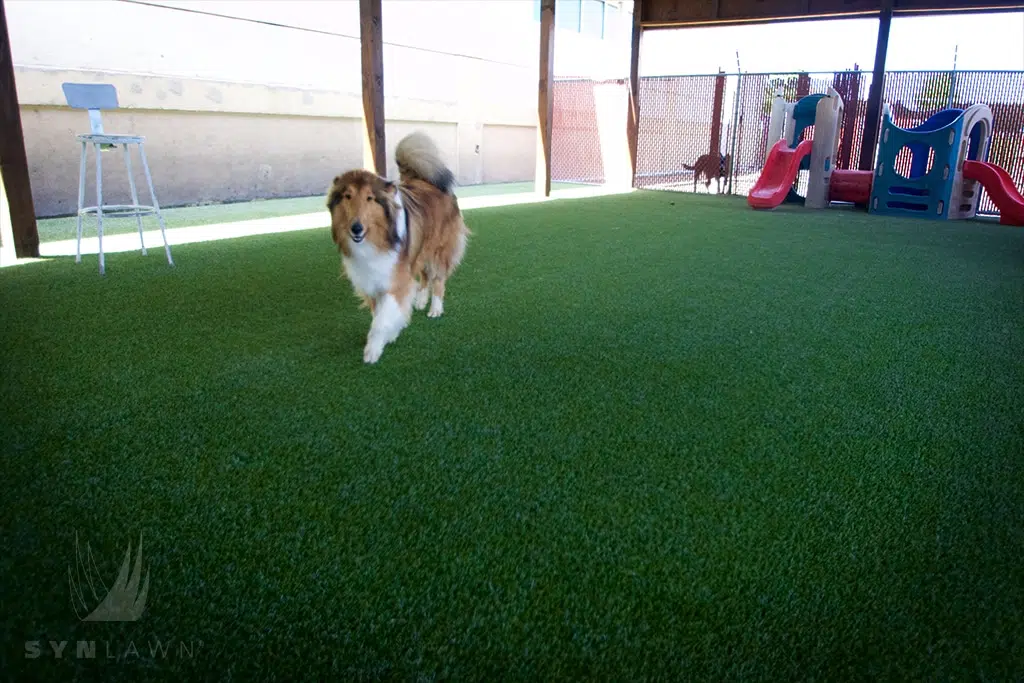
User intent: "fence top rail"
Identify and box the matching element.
[620,69,1024,80]
[636,71,847,79]
[553,77,630,83]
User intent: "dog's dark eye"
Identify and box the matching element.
[343,193,352,200]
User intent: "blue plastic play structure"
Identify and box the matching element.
[869,103,993,220]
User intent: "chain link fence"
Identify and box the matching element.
[634,75,722,192]
[552,68,1024,217]
[551,78,609,185]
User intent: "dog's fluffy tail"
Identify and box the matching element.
[683,163,696,170]
[395,131,456,194]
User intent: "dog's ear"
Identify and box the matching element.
[330,209,345,249]
[327,178,346,250]
[327,187,342,212]
[373,182,403,248]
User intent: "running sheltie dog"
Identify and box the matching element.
[327,131,469,364]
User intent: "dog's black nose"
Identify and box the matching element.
[350,221,364,236]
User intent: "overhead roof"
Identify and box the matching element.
[641,0,1024,28]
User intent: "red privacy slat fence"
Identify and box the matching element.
[552,69,1024,217]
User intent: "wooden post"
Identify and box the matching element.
[626,0,643,188]
[359,0,386,175]
[838,66,861,169]
[536,0,555,197]
[796,72,811,98]
[710,69,725,156]
[0,0,39,258]
[859,0,892,171]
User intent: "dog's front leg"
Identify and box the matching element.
[363,291,412,364]
[428,276,447,318]
[413,270,430,311]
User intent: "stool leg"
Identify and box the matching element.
[123,144,147,255]
[138,143,173,267]
[94,142,105,275]
[76,141,87,264]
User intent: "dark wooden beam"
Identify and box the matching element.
[641,0,1024,27]
[359,0,386,175]
[643,10,874,27]
[643,0,879,25]
[858,0,892,171]
[893,1,1024,12]
[833,66,861,169]
[0,0,39,259]
[893,0,1024,10]
[536,0,555,197]
[643,0,719,23]
[796,72,811,98]
[710,70,726,156]
[626,0,643,187]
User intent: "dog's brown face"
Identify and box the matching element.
[327,170,401,255]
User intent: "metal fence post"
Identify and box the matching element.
[948,44,958,109]
[728,73,742,195]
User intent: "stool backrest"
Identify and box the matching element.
[61,83,119,135]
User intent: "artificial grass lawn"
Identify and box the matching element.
[35,180,592,243]
[2,191,1023,681]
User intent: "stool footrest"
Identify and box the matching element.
[79,204,160,218]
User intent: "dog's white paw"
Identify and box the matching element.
[428,299,444,318]
[414,287,430,311]
[363,342,383,364]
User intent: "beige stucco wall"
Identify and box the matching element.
[14,64,536,217]
[482,125,539,184]
[5,0,633,217]
[21,105,361,217]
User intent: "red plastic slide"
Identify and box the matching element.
[747,139,814,209]
[962,160,1024,226]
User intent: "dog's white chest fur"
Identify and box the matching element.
[342,241,398,297]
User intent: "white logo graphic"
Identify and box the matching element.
[68,532,150,622]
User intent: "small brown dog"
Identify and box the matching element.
[327,132,469,364]
[684,152,732,194]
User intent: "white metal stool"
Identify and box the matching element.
[62,83,174,275]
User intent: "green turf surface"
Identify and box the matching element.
[35,181,592,244]
[2,191,1023,680]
